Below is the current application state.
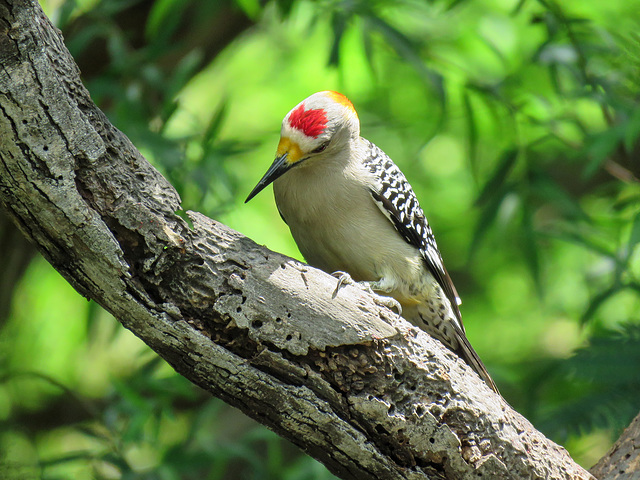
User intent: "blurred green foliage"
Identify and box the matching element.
[1,0,639,477]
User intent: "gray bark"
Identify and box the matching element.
[0,0,600,478]
[590,411,640,480]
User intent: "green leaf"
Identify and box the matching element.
[511,0,528,15]
[361,26,375,74]
[39,452,96,468]
[363,14,444,102]
[234,0,261,20]
[100,452,131,473]
[469,184,512,260]
[567,323,640,383]
[328,11,349,67]
[65,22,111,58]
[51,0,78,30]
[462,91,478,178]
[544,225,614,258]
[475,149,518,207]
[539,323,640,436]
[583,125,625,179]
[77,425,111,442]
[203,101,228,148]
[163,50,203,110]
[446,0,470,11]
[146,0,186,43]
[613,193,640,212]
[581,285,619,325]
[274,0,295,18]
[521,201,542,296]
[85,299,104,340]
[530,173,589,221]
[623,107,640,152]
[628,211,640,257]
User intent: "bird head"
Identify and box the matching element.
[245,91,359,202]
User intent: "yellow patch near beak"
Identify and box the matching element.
[277,137,304,164]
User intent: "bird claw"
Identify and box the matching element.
[331,271,402,316]
[371,293,402,316]
[331,271,353,298]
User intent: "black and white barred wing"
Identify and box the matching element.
[362,140,462,321]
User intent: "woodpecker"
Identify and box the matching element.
[246,91,498,393]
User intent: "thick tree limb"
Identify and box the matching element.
[0,1,598,478]
[0,0,254,324]
[590,411,640,480]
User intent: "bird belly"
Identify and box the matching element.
[274,167,425,303]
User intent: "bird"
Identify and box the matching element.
[245,91,498,393]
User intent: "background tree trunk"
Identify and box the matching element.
[0,0,630,478]
[590,411,640,480]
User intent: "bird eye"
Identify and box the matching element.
[312,142,328,154]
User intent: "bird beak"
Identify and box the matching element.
[245,153,291,203]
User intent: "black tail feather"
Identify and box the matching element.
[450,320,500,394]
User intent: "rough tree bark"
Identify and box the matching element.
[0,0,254,325]
[0,1,624,478]
[590,411,640,480]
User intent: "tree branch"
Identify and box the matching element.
[0,1,597,478]
[590,411,640,480]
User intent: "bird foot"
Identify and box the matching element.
[331,271,402,316]
[370,292,402,316]
[331,271,353,298]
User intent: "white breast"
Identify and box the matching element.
[273,140,425,302]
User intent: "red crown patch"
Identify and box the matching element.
[288,104,327,138]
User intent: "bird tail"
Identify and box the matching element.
[404,303,500,394]
[448,320,500,394]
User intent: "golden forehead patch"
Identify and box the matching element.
[324,91,358,117]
